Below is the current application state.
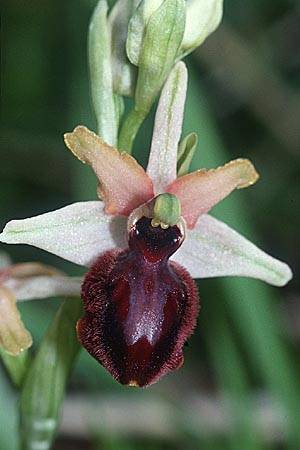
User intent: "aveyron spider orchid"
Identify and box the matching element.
[0,62,292,387]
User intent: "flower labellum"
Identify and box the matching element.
[78,194,199,387]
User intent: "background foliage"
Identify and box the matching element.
[1,0,299,449]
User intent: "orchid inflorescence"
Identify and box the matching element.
[0,0,292,392]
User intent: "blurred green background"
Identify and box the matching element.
[1,0,299,449]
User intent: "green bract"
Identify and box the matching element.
[177,132,198,176]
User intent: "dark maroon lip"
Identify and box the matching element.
[78,217,200,387]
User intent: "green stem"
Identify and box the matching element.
[118,108,147,154]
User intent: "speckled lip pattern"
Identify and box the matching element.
[78,217,199,387]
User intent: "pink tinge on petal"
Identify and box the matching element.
[64,126,154,216]
[167,158,259,229]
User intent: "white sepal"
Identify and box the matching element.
[0,201,127,267]
[172,214,292,287]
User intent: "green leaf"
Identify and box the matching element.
[177,131,198,176]
[0,349,31,388]
[19,298,82,450]
[88,0,118,145]
[203,288,264,450]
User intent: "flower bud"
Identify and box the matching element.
[179,0,223,58]
[126,0,165,66]
[133,0,186,114]
[109,0,139,97]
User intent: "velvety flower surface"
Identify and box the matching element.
[0,62,292,385]
[78,217,199,386]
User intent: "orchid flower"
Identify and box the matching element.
[0,252,82,356]
[0,62,292,387]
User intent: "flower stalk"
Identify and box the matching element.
[118,107,147,153]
